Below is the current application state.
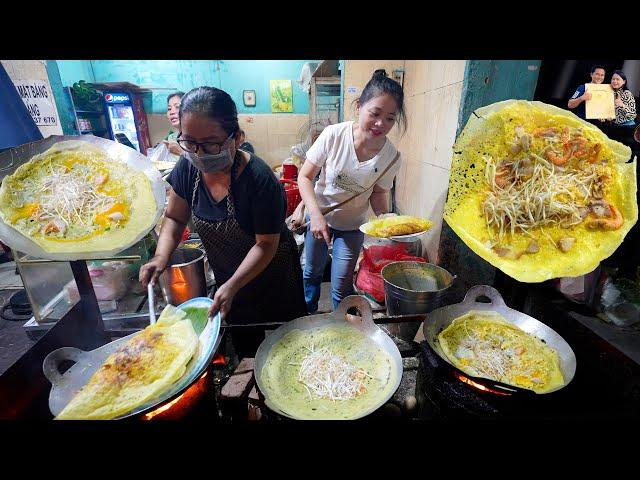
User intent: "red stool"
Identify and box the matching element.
[279,179,302,217]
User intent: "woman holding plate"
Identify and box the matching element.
[296,69,406,313]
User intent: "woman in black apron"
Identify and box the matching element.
[140,86,307,357]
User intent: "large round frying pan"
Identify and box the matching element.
[43,297,221,420]
[254,295,403,420]
[0,135,166,261]
[423,285,576,394]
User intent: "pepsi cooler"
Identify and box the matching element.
[103,92,142,152]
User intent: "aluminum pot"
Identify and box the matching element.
[381,261,455,341]
[160,247,207,305]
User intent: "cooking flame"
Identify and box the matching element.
[212,354,226,365]
[143,371,209,420]
[452,371,513,396]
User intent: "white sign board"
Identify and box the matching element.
[13,80,58,126]
[585,83,615,120]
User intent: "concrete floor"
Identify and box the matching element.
[316,281,334,314]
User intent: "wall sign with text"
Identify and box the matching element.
[14,80,58,126]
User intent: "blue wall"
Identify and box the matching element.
[56,60,95,85]
[219,60,313,114]
[457,60,541,136]
[56,60,315,115]
[45,60,76,135]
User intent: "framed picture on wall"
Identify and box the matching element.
[270,80,293,113]
[243,90,256,107]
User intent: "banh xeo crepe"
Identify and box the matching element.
[260,324,398,419]
[0,141,157,254]
[361,215,432,238]
[438,311,564,393]
[444,100,637,282]
[56,305,198,420]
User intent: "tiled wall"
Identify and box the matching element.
[147,113,308,168]
[395,60,467,264]
[342,60,467,263]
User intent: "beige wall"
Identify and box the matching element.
[342,60,467,263]
[147,112,308,168]
[147,113,171,147]
[1,60,63,138]
[343,60,405,148]
[395,60,467,263]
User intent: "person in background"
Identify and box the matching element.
[610,70,637,127]
[567,65,606,123]
[597,70,637,147]
[296,69,406,313]
[139,86,306,357]
[236,128,255,154]
[162,91,184,162]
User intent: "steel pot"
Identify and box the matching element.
[160,247,207,305]
[381,261,455,341]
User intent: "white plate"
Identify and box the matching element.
[388,230,429,242]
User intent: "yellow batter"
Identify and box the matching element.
[445,100,637,282]
[260,324,398,420]
[56,305,198,420]
[0,141,157,254]
[438,311,565,393]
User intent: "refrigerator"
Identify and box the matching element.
[103,91,143,153]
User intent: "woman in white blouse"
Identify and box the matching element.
[297,69,407,313]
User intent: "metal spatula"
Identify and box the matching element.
[148,281,156,325]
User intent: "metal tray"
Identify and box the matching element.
[0,135,166,261]
[43,297,221,419]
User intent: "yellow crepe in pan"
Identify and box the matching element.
[260,324,398,420]
[438,310,564,394]
[0,142,157,255]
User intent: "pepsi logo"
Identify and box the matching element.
[105,93,130,102]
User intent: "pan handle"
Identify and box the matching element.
[334,295,377,333]
[462,285,507,309]
[42,347,86,387]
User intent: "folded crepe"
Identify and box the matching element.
[438,310,565,394]
[361,215,432,238]
[56,305,198,420]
